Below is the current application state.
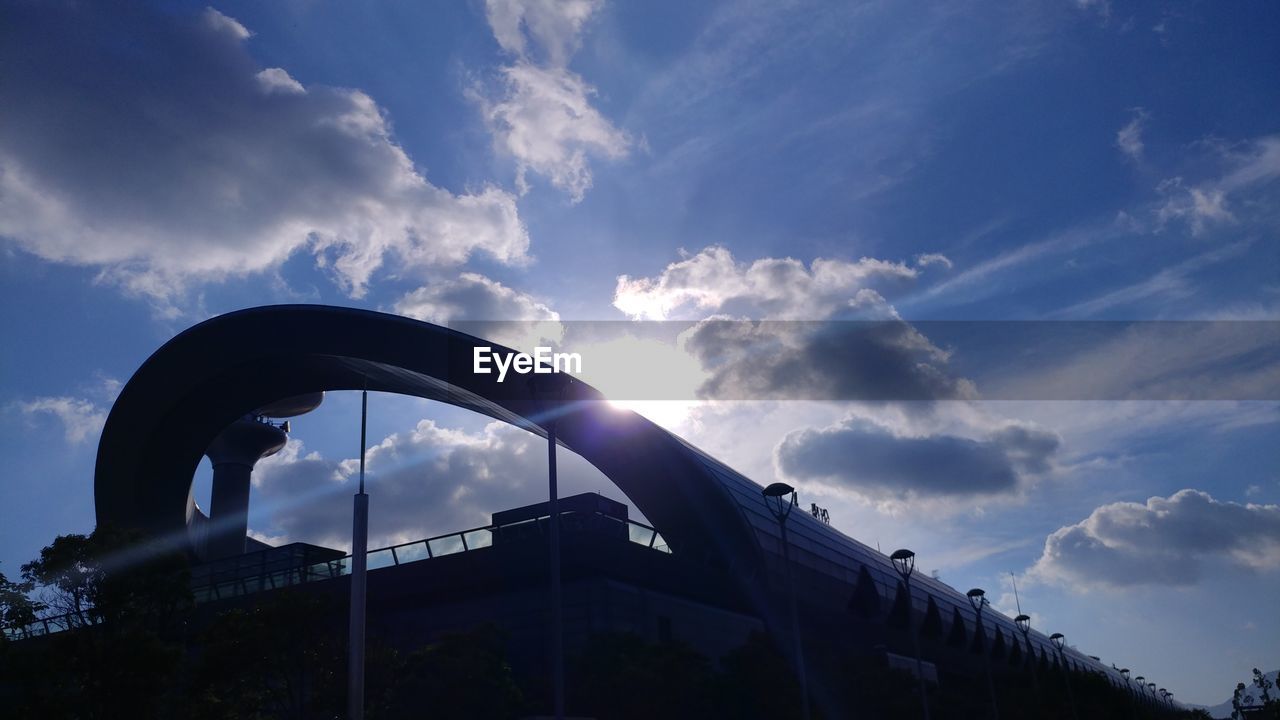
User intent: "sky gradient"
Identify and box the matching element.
[1,0,1278,706]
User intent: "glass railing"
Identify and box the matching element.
[4,513,670,640]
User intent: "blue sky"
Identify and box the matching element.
[1,0,1278,705]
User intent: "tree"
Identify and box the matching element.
[0,569,42,638]
[4,528,193,719]
[382,624,525,720]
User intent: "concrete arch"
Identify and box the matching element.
[93,305,760,574]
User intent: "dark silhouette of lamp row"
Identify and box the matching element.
[755,482,1175,720]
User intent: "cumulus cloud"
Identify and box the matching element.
[775,416,1058,509]
[392,273,562,350]
[609,247,970,402]
[613,246,936,320]
[475,0,630,201]
[1030,490,1280,588]
[0,3,529,307]
[681,311,976,402]
[251,419,617,551]
[14,396,107,445]
[1116,108,1149,161]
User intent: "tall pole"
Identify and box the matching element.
[905,575,932,720]
[764,484,809,719]
[892,549,930,720]
[348,390,369,720]
[982,620,999,720]
[1051,635,1079,720]
[778,518,811,720]
[548,417,564,720]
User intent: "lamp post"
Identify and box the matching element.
[1050,633,1079,720]
[763,482,810,720]
[967,589,1000,720]
[1120,668,1134,708]
[1148,682,1157,708]
[890,549,931,720]
[1135,676,1147,705]
[1014,614,1039,695]
[1160,688,1169,709]
[530,372,574,720]
[348,389,369,720]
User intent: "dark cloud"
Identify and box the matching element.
[1032,489,1280,588]
[774,418,1058,501]
[682,316,976,401]
[249,419,616,550]
[0,2,527,305]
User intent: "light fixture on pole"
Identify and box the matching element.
[763,482,810,720]
[529,372,574,720]
[1135,676,1147,704]
[967,588,999,720]
[890,549,931,720]
[1014,614,1039,695]
[1049,633,1079,720]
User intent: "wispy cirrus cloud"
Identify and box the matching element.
[13,396,107,445]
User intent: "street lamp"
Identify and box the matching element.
[1050,633,1078,720]
[1135,676,1147,704]
[967,589,999,720]
[1014,614,1039,694]
[1160,688,1169,709]
[890,549,931,720]
[530,372,575,720]
[763,482,810,720]
[349,389,370,720]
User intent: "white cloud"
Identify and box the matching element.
[392,272,562,350]
[1153,135,1280,235]
[485,0,601,66]
[1030,489,1280,588]
[1116,108,1148,161]
[476,0,629,201]
[250,418,616,550]
[613,245,929,320]
[15,396,107,445]
[0,4,530,308]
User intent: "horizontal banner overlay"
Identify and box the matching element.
[430,320,1280,401]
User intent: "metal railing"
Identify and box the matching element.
[3,513,669,641]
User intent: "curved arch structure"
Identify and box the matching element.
[94,305,762,574]
[93,304,1134,706]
